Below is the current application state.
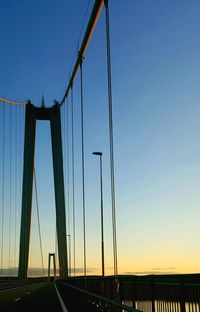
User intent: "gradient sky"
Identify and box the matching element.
[1,0,200,276]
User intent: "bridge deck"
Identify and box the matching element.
[0,282,62,311]
[0,281,99,312]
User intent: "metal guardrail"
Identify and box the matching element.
[59,281,142,312]
[119,280,200,312]
[62,275,200,312]
[0,281,28,291]
[0,277,47,292]
[2,274,200,311]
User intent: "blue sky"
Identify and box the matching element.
[1,0,200,276]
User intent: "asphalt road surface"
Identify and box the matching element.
[0,281,100,311]
[0,282,63,311]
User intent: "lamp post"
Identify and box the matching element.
[92,152,105,276]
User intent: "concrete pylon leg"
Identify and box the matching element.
[50,105,68,279]
[53,253,56,279]
[18,103,68,280]
[18,104,36,280]
[48,253,51,281]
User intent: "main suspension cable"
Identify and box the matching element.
[60,0,104,107]
[0,97,27,106]
[69,0,92,77]
[77,0,92,50]
[80,60,87,277]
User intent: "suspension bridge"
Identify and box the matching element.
[1,0,200,311]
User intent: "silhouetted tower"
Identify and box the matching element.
[18,102,68,280]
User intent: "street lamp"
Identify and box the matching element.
[92,151,105,276]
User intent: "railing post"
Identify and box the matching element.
[131,282,136,309]
[180,279,186,312]
[111,278,121,312]
[151,277,156,312]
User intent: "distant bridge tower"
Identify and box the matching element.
[18,102,68,280]
[48,253,56,281]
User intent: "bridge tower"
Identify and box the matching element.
[18,102,68,280]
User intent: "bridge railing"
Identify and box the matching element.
[62,274,200,312]
[58,281,142,312]
[0,277,47,291]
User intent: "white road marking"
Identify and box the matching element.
[54,283,68,312]
[14,297,21,302]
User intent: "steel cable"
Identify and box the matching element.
[8,106,12,274]
[71,86,76,276]
[33,167,45,277]
[13,106,17,277]
[63,105,66,188]
[17,106,23,271]
[104,0,118,277]
[66,97,71,276]
[62,102,71,276]
[0,97,27,106]
[62,103,68,238]
[66,100,70,247]
[1,103,5,278]
[80,61,87,277]
[69,0,92,78]
[77,0,91,50]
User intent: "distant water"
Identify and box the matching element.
[0,267,52,277]
[123,300,200,312]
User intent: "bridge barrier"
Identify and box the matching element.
[0,281,28,291]
[0,276,47,291]
[57,281,142,312]
[62,274,200,312]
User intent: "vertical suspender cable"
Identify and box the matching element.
[33,167,45,277]
[1,104,5,278]
[104,0,118,277]
[14,107,18,273]
[65,98,71,276]
[63,101,69,274]
[80,60,87,277]
[55,229,58,276]
[71,86,76,276]
[63,102,66,202]
[8,106,12,274]
[66,100,70,246]
[19,107,22,211]
[18,105,23,271]
[66,98,71,276]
